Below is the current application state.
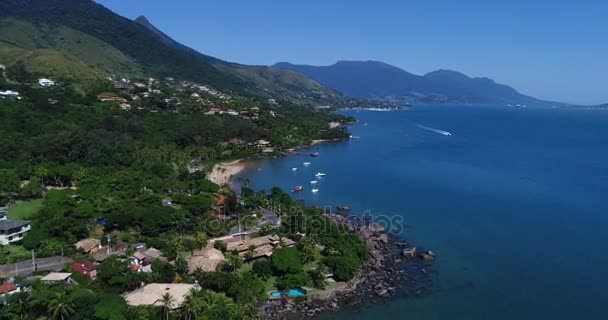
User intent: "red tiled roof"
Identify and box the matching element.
[71,261,96,276]
[0,283,16,294]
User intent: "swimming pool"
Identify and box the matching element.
[270,288,307,298]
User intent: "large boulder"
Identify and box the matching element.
[402,247,417,259]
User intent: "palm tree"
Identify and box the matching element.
[225,251,242,273]
[181,289,201,320]
[47,292,75,320]
[34,166,47,188]
[159,293,175,320]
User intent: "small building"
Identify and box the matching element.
[71,261,97,280]
[38,78,55,87]
[97,93,126,102]
[119,103,131,111]
[256,140,271,149]
[75,238,101,254]
[204,107,222,115]
[0,90,20,100]
[0,220,31,245]
[0,282,31,304]
[131,247,163,268]
[124,283,199,309]
[40,272,74,285]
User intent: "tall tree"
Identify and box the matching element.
[47,292,76,320]
[159,293,175,320]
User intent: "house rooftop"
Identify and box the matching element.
[41,272,72,282]
[75,238,100,252]
[0,220,30,232]
[0,283,16,294]
[124,283,198,309]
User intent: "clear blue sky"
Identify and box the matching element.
[96,0,607,105]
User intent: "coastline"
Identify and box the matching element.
[225,138,436,319]
[264,214,436,319]
[207,159,249,185]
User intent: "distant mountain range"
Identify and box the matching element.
[274,61,556,105]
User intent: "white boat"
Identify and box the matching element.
[310,180,318,184]
[311,188,319,193]
[303,162,311,166]
[315,172,326,177]
[292,167,298,171]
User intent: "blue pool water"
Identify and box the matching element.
[239,105,608,319]
[270,288,307,298]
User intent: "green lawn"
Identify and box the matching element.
[7,199,44,220]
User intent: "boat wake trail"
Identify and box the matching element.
[417,124,452,136]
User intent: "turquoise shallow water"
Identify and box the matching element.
[238,105,608,319]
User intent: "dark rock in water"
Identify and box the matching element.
[263,214,435,320]
[403,247,417,258]
[378,234,389,243]
[420,253,434,261]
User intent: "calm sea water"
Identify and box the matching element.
[237,105,608,320]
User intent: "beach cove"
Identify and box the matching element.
[236,105,608,320]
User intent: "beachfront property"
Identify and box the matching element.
[0,215,31,245]
[225,235,296,261]
[124,283,200,309]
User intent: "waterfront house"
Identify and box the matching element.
[0,219,31,245]
[71,261,97,280]
[226,235,295,261]
[124,283,200,309]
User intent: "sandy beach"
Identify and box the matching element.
[207,159,247,185]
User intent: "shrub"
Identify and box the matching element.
[252,259,272,278]
[271,247,302,275]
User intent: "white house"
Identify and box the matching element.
[0,218,31,245]
[0,90,20,99]
[38,78,55,87]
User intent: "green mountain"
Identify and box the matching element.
[0,0,340,103]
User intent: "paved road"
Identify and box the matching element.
[0,256,71,277]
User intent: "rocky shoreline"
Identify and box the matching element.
[264,214,436,319]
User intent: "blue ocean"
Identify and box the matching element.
[237,105,608,320]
